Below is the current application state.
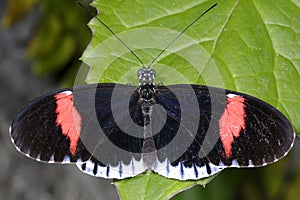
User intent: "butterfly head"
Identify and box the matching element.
[137,68,156,86]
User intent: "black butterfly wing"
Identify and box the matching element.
[152,84,295,180]
[10,88,92,163]
[10,83,147,179]
[76,83,146,178]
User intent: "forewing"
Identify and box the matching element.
[10,88,91,163]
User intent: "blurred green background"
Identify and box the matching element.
[2,0,92,86]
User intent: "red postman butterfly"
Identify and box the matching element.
[9,4,295,180]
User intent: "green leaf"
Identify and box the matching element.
[81,0,300,199]
[115,171,217,200]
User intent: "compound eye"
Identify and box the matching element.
[149,69,156,77]
[137,69,144,77]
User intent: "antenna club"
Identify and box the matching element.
[137,68,156,85]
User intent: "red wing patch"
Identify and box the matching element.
[219,95,246,158]
[55,91,82,156]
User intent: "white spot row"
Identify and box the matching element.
[153,159,224,180]
[76,157,146,179]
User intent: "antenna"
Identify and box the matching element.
[78,1,145,68]
[147,3,217,69]
[78,2,217,70]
